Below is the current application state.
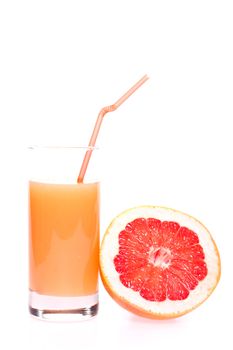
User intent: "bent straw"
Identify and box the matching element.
[78,74,149,183]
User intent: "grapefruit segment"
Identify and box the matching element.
[100,206,221,319]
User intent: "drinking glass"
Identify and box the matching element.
[28,146,100,321]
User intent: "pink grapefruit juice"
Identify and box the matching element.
[29,181,100,297]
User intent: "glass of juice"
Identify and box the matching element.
[28,146,100,321]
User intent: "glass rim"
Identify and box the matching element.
[28,145,99,151]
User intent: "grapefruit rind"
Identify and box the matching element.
[100,206,221,319]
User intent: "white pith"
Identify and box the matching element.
[148,247,171,268]
[100,206,220,316]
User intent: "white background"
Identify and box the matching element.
[0,0,232,349]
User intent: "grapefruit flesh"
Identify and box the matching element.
[100,206,221,319]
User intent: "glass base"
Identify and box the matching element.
[29,291,98,322]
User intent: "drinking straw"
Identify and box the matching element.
[78,74,149,183]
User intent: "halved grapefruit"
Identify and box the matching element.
[100,206,221,319]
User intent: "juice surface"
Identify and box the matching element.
[29,181,99,296]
